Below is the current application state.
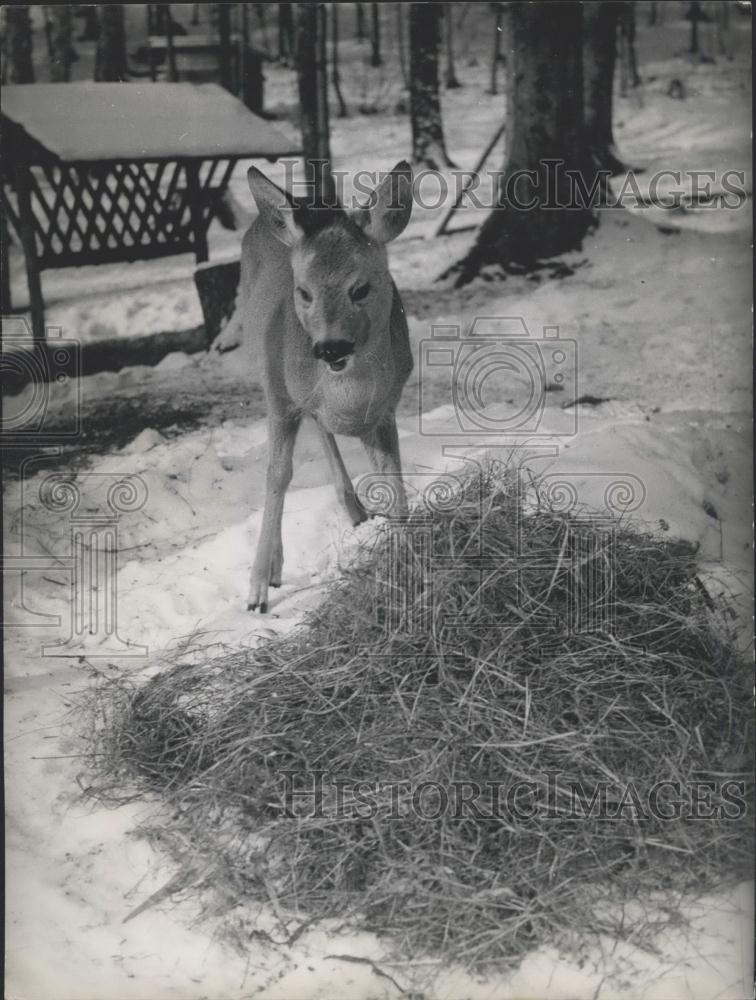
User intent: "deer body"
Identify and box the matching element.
[235,163,414,611]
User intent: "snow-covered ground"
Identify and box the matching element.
[4,7,753,1000]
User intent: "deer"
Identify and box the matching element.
[229,162,415,612]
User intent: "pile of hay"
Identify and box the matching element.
[83,470,752,968]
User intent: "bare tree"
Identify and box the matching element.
[94,4,127,81]
[583,1,625,174]
[396,2,408,89]
[331,3,348,118]
[443,3,460,88]
[296,2,334,204]
[278,2,294,64]
[370,2,382,66]
[2,5,35,84]
[355,2,365,40]
[487,3,504,95]
[687,1,703,56]
[714,1,731,58]
[451,1,595,285]
[618,2,641,87]
[254,3,272,57]
[47,6,74,82]
[216,2,232,90]
[76,5,99,42]
[409,3,455,170]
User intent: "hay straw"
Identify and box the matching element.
[79,467,753,969]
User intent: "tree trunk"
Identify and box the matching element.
[583,1,625,175]
[165,4,178,81]
[296,3,334,205]
[715,1,731,57]
[396,2,408,89]
[488,2,503,95]
[451,1,595,285]
[619,3,641,86]
[43,7,53,61]
[254,3,272,57]
[278,2,294,64]
[444,3,460,88]
[331,3,348,117]
[688,2,701,56]
[94,5,127,81]
[47,6,74,82]
[370,2,382,66]
[217,2,233,91]
[3,6,35,84]
[355,2,365,40]
[409,3,455,170]
[77,5,100,42]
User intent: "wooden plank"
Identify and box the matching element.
[13,164,46,343]
[36,238,195,270]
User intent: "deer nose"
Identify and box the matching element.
[313,339,355,363]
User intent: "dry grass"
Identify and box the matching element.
[80,468,753,970]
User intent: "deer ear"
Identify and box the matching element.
[354,161,413,243]
[247,166,303,247]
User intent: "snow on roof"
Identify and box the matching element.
[1,82,301,162]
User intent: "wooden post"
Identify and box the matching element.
[14,165,45,344]
[185,162,209,264]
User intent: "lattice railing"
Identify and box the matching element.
[2,157,235,268]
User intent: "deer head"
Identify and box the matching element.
[247,162,413,372]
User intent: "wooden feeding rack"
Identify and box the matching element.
[0,82,299,343]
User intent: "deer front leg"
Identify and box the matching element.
[316,423,367,526]
[361,413,408,517]
[247,410,300,612]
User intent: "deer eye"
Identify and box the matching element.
[296,286,312,304]
[351,282,371,302]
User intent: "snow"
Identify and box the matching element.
[4,8,753,1000]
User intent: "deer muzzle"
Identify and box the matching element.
[313,339,355,371]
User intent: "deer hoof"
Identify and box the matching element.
[247,576,270,613]
[212,317,242,353]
